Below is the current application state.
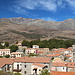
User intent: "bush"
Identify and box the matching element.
[0,56,3,58]
[14,72,21,75]
[4,55,10,58]
[40,69,50,75]
[5,42,9,47]
[9,45,18,52]
[28,53,39,57]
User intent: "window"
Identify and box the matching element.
[17,64,19,69]
[34,51,35,53]
[27,51,29,54]
[25,65,26,68]
[73,53,75,55]
[39,69,41,71]
[5,67,6,71]
[24,71,26,74]
[7,65,10,70]
[63,67,64,70]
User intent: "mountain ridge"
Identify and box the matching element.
[0,17,75,43]
[1,17,75,30]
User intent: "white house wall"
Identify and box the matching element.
[21,62,32,75]
[13,62,22,70]
[56,67,66,72]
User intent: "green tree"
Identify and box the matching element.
[0,43,5,49]
[40,69,50,75]
[0,56,3,58]
[15,41,18,44]
[28,53,39,57]
[4,55,10,58]
[5,42,9,47]
[65,40,74,48]
[64,56,68,61]
[22,40,29,46]
[9,45,18,52]
[23,49,25,54]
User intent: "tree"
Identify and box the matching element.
[28,53,39,57]
[9,45,18,52]
[23,49,25,54]
[4,55,10,58]
[0,56,3,58]
[0,43,5,49]
[22,40,29,46]
[15,41,18,44]
[64,57,68,61]
[5,42,9,47]
[40,69,50,75]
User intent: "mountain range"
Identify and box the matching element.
[0,17,75,43]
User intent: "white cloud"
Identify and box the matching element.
[38,0,57,11]
[41,17,57,21]
[16,0,38,10]
[11,6,26,14]
[9,0,75,15]
[15,0,58,11]
[11,0,65,14]
[11,0,75,16]
[65,0,75,14]
[9,5,31,17]
[66,0,75,8]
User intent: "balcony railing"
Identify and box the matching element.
[13,69,21,72]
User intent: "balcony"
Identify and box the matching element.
[13,69,21,72]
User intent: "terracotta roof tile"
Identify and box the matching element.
[11,52,22,54]
[47,54,61,57]
[53,58,65,63]
[65,55,71,57]
[32,63,46,68]
[14,57,51,63]
[67,62,75,68]
[0,58,14,68]
[51,71,75,75]
[38,51,44,53]
[53,63,65,67]
[0,49,10,51]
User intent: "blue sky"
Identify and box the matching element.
[0,0,75,21]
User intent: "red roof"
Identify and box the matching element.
[47,54,61,57]
[14,57,51,63]
[51,71,75,75]
[0,58,14,68]
[38,51,44,53]
[32,63,46,68]
[65,55,71,57]
[67,62,75,68]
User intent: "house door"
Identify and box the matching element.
[33,68,37,75]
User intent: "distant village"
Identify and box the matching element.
[0,41,75,75]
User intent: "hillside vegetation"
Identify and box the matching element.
[0,18,75,43]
